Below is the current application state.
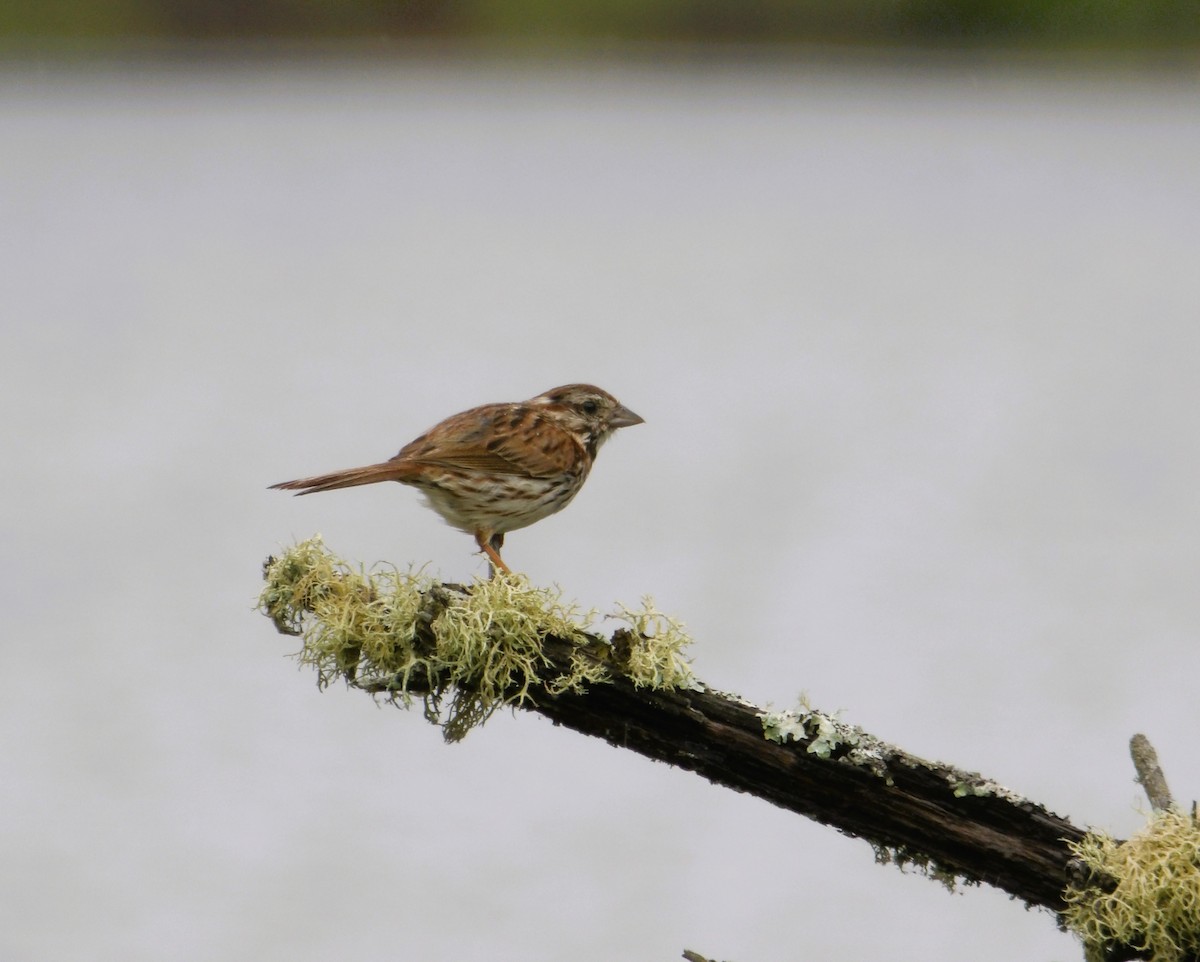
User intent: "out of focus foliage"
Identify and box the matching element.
[1,0,1198,48]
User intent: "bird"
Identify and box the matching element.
[270,384,644,574]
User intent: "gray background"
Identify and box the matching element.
[3,55,1198,961]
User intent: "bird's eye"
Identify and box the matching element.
[580,399,599,415]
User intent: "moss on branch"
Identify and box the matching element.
[258,538,1200,962]
[1064,810,1200,962]
[259,536,693,740]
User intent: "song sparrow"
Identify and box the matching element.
[270,384,643,574]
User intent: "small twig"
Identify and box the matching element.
[1129,733,1174,813]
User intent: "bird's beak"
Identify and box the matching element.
[610,404,645,430]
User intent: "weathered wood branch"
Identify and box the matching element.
[355,628,1086,911]
[262,547,1181,962]
[1130,733,1174,814]
[539,656,1080,909]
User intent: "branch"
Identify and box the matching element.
[258,540,1197,961]
[1130,733,1174,813]
[368,629,1085,909]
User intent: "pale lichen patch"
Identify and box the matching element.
[1063,809,1200,962]
[760,699,890,779]
[946,773,1027,804]
[259,537,691,741]
[608,598,695,691]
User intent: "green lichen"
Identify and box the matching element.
[760,699,889,778]
[761,698,850,756]
[608,598,695,691]
[259,536,692,741]
[1063,809,1200,962]
[872,843,978,893]
[947,774,1026,803]
[760,698,1004,894]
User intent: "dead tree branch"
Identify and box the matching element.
[352,627,1085,910]
[1130,733,1174,814]
[260,544,1185,962]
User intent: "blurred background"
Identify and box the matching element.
[4,0,1200,47]
[3,4,1199,962]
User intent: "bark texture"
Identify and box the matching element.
[359,628,1087,910]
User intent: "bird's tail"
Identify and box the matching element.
[269,460,416,495]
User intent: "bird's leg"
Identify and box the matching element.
[475,531,510,578]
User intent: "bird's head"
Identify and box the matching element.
[533,384,644,455]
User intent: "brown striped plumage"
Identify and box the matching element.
[269,384,643,573]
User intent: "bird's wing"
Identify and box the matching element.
[391,403,579,478]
